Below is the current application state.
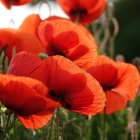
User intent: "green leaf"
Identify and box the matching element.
[38,53,49,60]
[4,57,9,73]
[0,45,8,56]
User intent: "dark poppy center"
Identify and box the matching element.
[70,9,88,16]
[17,110,28,116]
[64,102,72,108]
[49,44,66,57]
[54,51,66,56]
[49,90,64,102]
[49,90,56,97]
[102,85,114,91]
[49,90,71,109]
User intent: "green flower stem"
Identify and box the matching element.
[56,108,60,140]
[48,114,54,140]
[1,114,11,140]
[88,24,94,35]
[75,11,80,24]
[103,108,106,140]
[42,126,46,140]
[13,113,16,140]
[109,36,115,59]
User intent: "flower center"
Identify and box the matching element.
[49,44,66,57]
[49,90,71,109]
[70,9,87,16]
[17,110,28,116]
[102,85,114,91]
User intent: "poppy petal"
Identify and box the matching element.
[65,74,106,115]
[12,0,32,5]
[87,55,140,114]
[38,18,79,50]
[38,17,97,68]
[0,0,32,9]
[0,29,45,60]
[114,62,140,100]
[0,74,60,113]
[43,55,106,115]
[19,14,41,36]
[0,82,46,115]
[17,109,54,129]
[0,0,11,9]
[0,74,60,129]
[86,55,118,88]
[8,52,86,92]
[57,0,106,24]
[8,52,47,84]
[43,55,87,93]
[8,53,106,115]
[105,90,127,114]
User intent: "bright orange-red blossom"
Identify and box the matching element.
[8,52,106,116]
[57,0,106,24]
[20,14,95,43]
[19,14,41,37]
[0,0,32,9]
[86,55,140,114]
[19,15,97,67]
[0,28,45,61]
[0,74,60,129]
[38,16,97,68]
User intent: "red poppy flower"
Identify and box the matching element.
[0,28,45,61]
[57,0,106,24]
[0,0,32,9]
[19,14,41,37]
[0,74,60,129]
[86,55,140,114]
[38,16,97,68]
[8,52,106,115]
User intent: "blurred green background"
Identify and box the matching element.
[114,0,140,62]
